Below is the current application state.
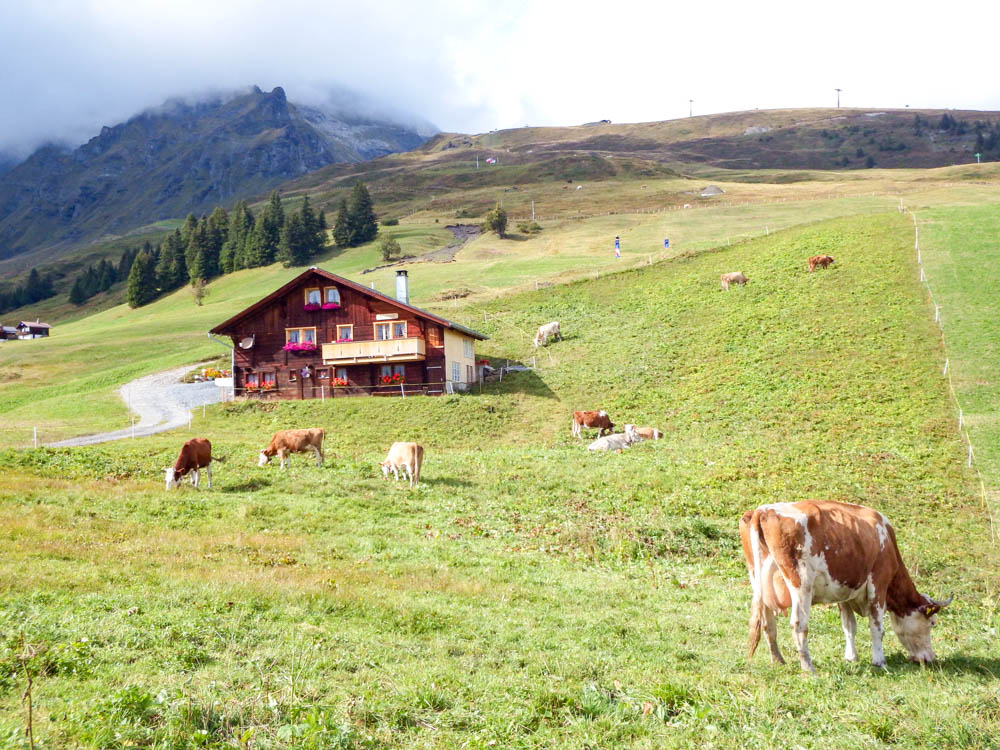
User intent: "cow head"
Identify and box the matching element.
[889,595,952,664]
[379,460,391,478]
[164,467,180,490]
[624,424,638,440]
[258,450,271,467]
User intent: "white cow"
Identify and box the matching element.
[380,442,424,487]
[587,432,639,452]
[534,321,562,348]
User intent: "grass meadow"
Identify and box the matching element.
[2,213,999,748]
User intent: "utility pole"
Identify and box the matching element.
[835,88,842,108]
[689,99,694,117]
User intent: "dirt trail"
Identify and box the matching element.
[47,365,223,447]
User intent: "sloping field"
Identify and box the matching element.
[2,214,997,748]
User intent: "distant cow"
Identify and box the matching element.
[740,500,952,672]
[587,432,639,452]
[534,321,562,347]
[258,428,325,468]
[572,410,614,439]
[808,255,835,272]
[721,272,749,291]
[164,437,221,490]
[380,442,424,487]
[624,424,662,441]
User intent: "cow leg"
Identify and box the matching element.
[205,464,213,490]
[391,465,400,481]
[788,587,815,673]
[312,445,323,467]
[869,604,887,668]
[762,605,784,664]
[839,603,858,662]
[191,469,199,489]
[280,450,288,469]
[405,463,414,487]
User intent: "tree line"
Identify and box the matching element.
[68,249,140,305]
[126,181,378,308]
[0,268,57,316]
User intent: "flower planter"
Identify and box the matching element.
[322,303,341,310]
[303,303,321,312]
[283,342,318,353]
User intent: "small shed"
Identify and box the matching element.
[700,185,725,197]
[0,325,18,341]
[17,320,51,339]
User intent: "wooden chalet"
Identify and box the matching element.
[16,320,51,339]
[210,267,488,398]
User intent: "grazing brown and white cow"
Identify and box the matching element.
[587,431,639,452]
[534,321,562,348]
[720,272,749,291]
[739,500,952,672]
[808,255,835,272]
[258,428,325,469]
[380,442,424,487]
[572,410,614,439]
[624,424,663,441]
[164,437,220,490]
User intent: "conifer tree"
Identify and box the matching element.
[332,197,351,247]
[248,191,284,266]
[223,200,253,272]
[278,213,311,267]
[126,250,158,308]
[69,276,87,305]
[346,180,378,246]
[187,220,213,283]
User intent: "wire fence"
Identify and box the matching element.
[909,207,997,544]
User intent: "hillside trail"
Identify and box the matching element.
[47,365,221,447]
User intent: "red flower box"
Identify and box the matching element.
[322,303,340,310]
[303,303,321,312]
[283,341,318,352]
[332,377,348,387]
[380,373,405,385]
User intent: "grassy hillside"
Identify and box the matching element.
[1,213,997,748]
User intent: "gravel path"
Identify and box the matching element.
[47,365,223,447]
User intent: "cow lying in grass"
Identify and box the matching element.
[258,428,325,468]
[587,431,639,452]
[165,437,221,490]
[380,442,424,487]
[624,424,662,441]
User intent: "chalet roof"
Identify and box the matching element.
[18,320,51,329]
[210,267,489,340]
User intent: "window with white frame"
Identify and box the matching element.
[463,338,474,359]
[380,364,405,379]
[304,287,321,305]
[286,327,317,344]
[335,367,348,380]
[325,287,341,305]
[451,361,461,382]
[375,322,392,341]
[393,321,407,338]
[336,324,353,342]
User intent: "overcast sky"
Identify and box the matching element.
[2,0,999,157]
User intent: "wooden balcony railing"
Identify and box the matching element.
[321,337,426,364]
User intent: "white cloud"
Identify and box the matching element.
[0,0,998,156]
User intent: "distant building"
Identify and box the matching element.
[210,267,488,399]
[16,320,51,339]
[0,325,17,341]
[700,185,725,197]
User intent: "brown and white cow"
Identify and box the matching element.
[808,255,835,272]
[164,437,220,490]
[720,272,749,291]
[380,442,424,487]
[572,410,614,439]
[624,424,663,441]
[258,428,325,469]
[534,321,562,348]
[739,500,952,672]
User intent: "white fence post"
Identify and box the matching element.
[33,427,37,449]
[943,358,949,376]
[958,409,963,430]
[400,383,405,398]
[321,386,325,401]
[920,268,925,282]
[969,444,974,468]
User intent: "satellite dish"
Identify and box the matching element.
[239,335,255,349]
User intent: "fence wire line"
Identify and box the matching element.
[909,208,997,544]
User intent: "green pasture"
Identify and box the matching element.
[2,214,998,748]
[918,202,1000,513]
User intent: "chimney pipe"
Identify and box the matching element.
[395,270,409,305]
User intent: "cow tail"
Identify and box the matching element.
[747,511,767,661]
[213,455,226,463]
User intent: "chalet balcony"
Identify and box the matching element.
[321,337,426,364]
